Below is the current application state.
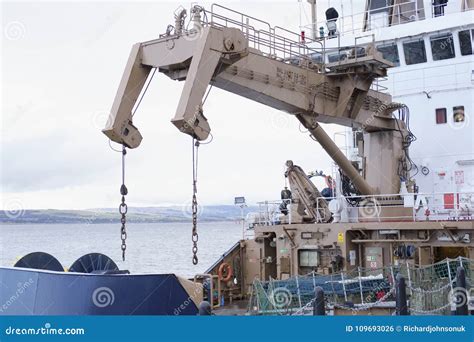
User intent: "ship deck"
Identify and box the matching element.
[214,299,249,316]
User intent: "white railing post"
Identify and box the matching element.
[289,199,292,224]
[454,188,459,221]
[447,259,454,293]
[390,266,395,288]
[406,262,413,296]
[358,267,365,304]
[341,272,348,302]
[295,275,302,308]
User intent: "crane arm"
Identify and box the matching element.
[103,26,249,147]
[285,160,332,223]
[103,43,152,148]
[103,17,397,148]
[102,5,408,195]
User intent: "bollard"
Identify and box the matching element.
[395,274,409,315]
[313,286,325,316]
[455,266,468,315]
[198,301,212,316]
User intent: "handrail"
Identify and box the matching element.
[301,2,431,38]
[254,191,474,225]
[208,3,324,64]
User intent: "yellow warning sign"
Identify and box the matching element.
[337,232,344,243]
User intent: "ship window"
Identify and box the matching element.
[436,108,447,124]
[453,106,465,122]
[459,30,473,56]
[309,52,323,63]
[433,0,448,17]
[403,39,427,65]
[377,43,400,66]
[327,53,340,63]
[430,33,455,60]
[299,250,319,267]
[327,48,350,63]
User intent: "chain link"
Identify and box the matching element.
[119,145,128,261]
[409,302,453,314]
[191,139,200,265]
[331,286,396,312]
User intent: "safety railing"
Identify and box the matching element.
[207,4,325,65]
[249,257,473,316]
[166,4,395,77]
[378,60,473,96]
[315,191,474,223]
[371,76,389,92]
[253,190,473,226]
[304,2,427,38]
[253,199,291,226]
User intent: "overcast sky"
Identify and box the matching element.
[1,0,364,210]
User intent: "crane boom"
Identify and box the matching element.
[103,5,408,196]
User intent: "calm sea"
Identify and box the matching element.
[0,221,242,277]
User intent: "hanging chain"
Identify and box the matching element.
[119,145,128,261]
[191,138,200,265]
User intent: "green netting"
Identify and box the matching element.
[248,257,472,315]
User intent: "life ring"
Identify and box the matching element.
[218,262,233,282]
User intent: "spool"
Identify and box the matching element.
[14,252,64,272]
[69,253,119,274]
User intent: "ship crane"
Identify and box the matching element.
[103,4,410,222]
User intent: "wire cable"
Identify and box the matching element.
[131,67,157,118]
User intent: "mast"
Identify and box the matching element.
[307,0,317,39]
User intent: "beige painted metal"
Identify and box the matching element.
[285,160,332,222]
[193,274,220,309]
[101,5,474,316]
[177,275,204,308]
[102,20,404,196]
[103,26,399,146]
[307,0,317,40]
[297,115,375,195]
[103,43,151,148]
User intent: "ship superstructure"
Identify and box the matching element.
[2,1,473,317]
[301,0,474,215]
[99,2,474,315]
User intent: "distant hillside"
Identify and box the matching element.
[0,205,258,224]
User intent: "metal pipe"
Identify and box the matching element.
[351,238,430,243]
[298,116,375,195]
[307,0,317,39]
